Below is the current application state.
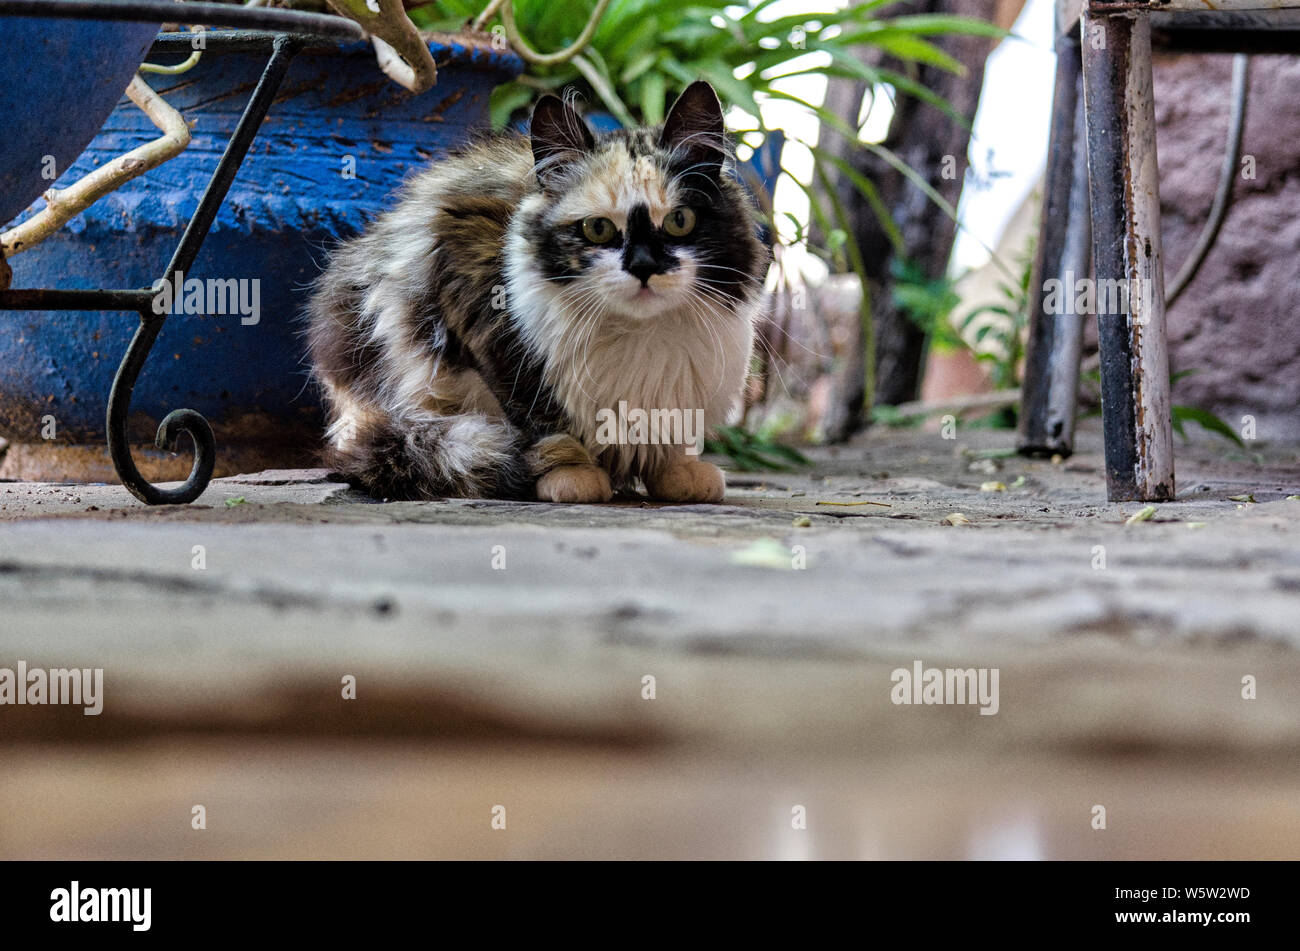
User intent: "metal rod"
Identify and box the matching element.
[163,34,300,280]
[1166,53,1249,307]
[1045,95,1093,453]
[1152,28,1300,53]
[106,36,300,505]
[1019,32,1087,459]
[0,0,364,38]
[1090,0,1293,12]
[0,288,153,310]
[149,30,351,54]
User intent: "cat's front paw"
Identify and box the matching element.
[536,464,613,504]
[646,460,725,503]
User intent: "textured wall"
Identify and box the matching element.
[1154,53,1300,442]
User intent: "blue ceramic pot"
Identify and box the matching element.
[0,17,160,227]
[1,33,523,474]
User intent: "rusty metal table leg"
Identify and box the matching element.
[1081,11,1175,502]
[1019,30,1091,460]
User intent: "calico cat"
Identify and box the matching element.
[306,81,768,503]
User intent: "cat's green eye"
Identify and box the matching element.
[663,207,697,237]
[582,216,618,244]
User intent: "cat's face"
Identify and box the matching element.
[516,82,765,324]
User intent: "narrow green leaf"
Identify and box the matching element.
[1171,405,1246,448]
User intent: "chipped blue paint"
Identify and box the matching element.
[1,36,523,445]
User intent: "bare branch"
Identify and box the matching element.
[324,0,437,93]
[2,76,191,259]
[501,0,612,67]
[471,0,508,33]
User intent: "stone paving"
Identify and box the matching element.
[1,422,1297,858]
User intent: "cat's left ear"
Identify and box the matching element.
[659,81,727,178]
[530,95,595,189]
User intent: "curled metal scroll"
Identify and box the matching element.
[107,313,216,504]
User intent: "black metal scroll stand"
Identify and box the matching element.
[0,2,365,503]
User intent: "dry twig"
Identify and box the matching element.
[1,76,191,259]
[325,0,438,93]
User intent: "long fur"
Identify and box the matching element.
[306,82,769,500]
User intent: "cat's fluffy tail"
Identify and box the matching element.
[327,413,533,501]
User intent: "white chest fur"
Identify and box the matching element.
[509,269,757,480]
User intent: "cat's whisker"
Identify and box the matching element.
[692,262,767,283]
[680,296,731,401]
[759,313,836,364]
[557,288,611,406]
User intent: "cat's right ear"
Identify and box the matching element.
[530,95,595,189]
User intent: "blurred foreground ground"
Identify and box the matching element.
[1,421,1297,859]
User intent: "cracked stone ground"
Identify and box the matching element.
[1,421,1297,859]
